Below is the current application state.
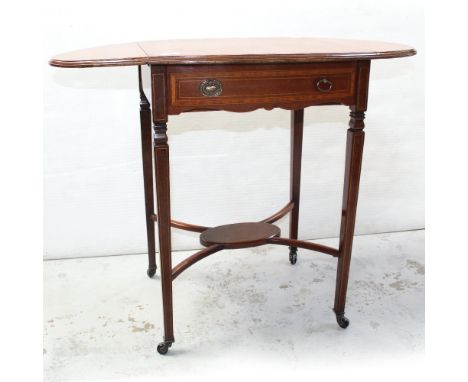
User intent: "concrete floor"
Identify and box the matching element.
[44,230,424,381]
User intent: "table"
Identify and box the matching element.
[49,38,416,355]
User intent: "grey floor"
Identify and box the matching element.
[44,230,424,381]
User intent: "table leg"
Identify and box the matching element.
[333,109,366,328]
[153,122,175,354]
[138,66,157,278]
[289,109,304,265]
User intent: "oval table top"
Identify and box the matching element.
[49,37,416,68]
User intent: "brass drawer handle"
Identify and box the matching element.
[316,78,333,93]
[199,79,223,97]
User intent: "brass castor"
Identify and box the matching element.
[147,266,157,278]
[335,312,350,329]
[289,247,298,265]
[157,341,173,355]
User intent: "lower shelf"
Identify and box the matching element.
[200,222,280,249]
[172,222,338,280]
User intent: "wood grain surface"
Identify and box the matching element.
[49,37,416,68]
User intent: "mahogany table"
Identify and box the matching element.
[49,38,416,355]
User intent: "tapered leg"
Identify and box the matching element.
[333,110,366,328]
[153,122,175,353]
[138,66,157,278]
[289,109,304,265]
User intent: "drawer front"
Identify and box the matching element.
[166,63,356,114]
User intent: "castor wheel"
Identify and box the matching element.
[147,266,157,278]
[157,341,172,355]
[335,312,350,329]
[289,247,298,265]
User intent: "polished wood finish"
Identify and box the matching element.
[49,42,147,68]
[151,67,168,123]
[49,38,416,354]
[166,63,355,113]
[333,61,370,326]
[260,201,294,224]
[151,200,294,232]
[172,244,224,280]
[200,222,280,249]
[150,202,294,233]
[49,38,416,68]
[151,66,174,345]
[138,66,157,277]
[150,214,208,233]
[267,237,339,257]
[289,109,304,263]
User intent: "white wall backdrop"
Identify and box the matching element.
[44,0,424,259]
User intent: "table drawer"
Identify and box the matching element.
[165,63,356,114]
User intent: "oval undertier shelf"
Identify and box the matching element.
[200,222,280,249]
